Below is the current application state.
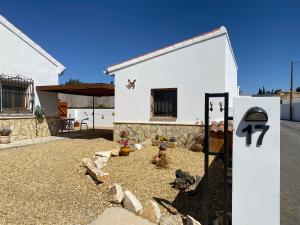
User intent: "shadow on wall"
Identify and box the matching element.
[154,158,228,224]
[58,129,113,140]
[37,91,59,117]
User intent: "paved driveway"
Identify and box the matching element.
[281,120,300,225]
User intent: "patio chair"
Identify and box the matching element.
[80,118,89,130]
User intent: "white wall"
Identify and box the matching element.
[233,97,280,225]
[67,108,115,128]
[114,34,237,124]
[0,19,61,116]
[281,102,300,121]
[225,38,238,107]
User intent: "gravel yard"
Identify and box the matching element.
[0,134,221,225]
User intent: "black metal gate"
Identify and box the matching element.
[204,92,231,225]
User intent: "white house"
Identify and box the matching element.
[0,15,65,141]
[106,26,238,146]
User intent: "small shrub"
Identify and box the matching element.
[34,106,44,119]
[159,135,168,142]
[0,128,12,136]
[120,138,129,147]
[120,130,128,138]
[169,136,176,142]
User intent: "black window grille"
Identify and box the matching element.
[152,88,177,117]
[0,74,34,115]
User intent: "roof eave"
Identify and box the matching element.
[105,26,229,75]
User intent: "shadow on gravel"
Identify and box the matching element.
[154,158,228,225]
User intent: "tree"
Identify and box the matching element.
[296,87,300,92]
[64,78,82,85]
[274,89,282,94]
[258,88,262,95]
[262,86,266,95]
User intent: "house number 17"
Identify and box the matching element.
[242,124,270,146]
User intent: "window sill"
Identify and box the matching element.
[149,117,177,122]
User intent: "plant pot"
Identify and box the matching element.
[152,139,160,146]
[167,141,177,148]
[161,141,168,146]
[119,146,131,156]
[0,135,11,144]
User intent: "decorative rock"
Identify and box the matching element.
[123,190,143,213]
[86,162,108,183]
[134,143,143,150]
[186,215,201,225]
[93,151,111,168]
[190,143,203,152]
[95,151,111,158]
[140,200,161,224]
[187,176,202,192]
[93,156,107,169]
[108,184,124,203]
[159,214,183,225]
[111,149,120,157]
[82,158,93,167]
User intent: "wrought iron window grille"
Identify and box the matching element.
[0,74,35,116]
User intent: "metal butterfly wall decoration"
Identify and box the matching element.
[127,79,136,89]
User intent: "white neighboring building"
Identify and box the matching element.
[0,15,65,140]
[106,26,238,146]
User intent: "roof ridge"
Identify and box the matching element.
[106,26,230,74]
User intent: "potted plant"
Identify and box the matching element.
[119,138,130,156]
[168,136,177,148]
[0,128,12,144]
[74,120,80,130]
[152,134,160,146]
[34,106,45,123]
[160,134,168,146]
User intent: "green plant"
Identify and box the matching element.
[120,130,129,138]
[159,135,168,142]
[155,134,159,140]
[169,137,176,142]
[296,87,300,92]
[0,128,11,136]
[34,106,44,119]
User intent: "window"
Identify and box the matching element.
[0,75,34,115]
[151,88,177,118]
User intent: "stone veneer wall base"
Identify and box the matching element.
[0,117,60,142]
[113,122,204,148]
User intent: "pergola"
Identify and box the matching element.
[36,83,114,131]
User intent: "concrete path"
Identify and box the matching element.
[87,207,155,225]
[281,120,300,225]
[0,136,64,150]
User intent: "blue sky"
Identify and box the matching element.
[0,0,300,94]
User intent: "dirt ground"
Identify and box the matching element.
[0,134,223,225]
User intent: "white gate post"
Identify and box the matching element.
[232,97,280,225]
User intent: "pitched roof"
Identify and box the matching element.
[0,15,65,75]
[106,26,237,75]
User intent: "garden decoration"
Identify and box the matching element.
[167,136,178,148]
[172,169,196,191]
[0,128,12,144]
[126,79,136,89]
[152,144,169,168]
[119,138,130,156]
